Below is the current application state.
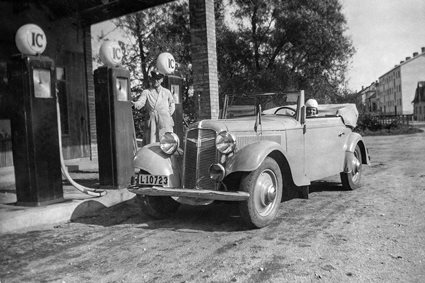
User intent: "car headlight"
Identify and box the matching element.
[160,132,180,155]
[209,163,225,181]
[216,131,236,154]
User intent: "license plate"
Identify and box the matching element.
[132,174,168,186]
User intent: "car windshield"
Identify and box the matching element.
[222,92,300,118]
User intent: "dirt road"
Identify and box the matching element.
[1,130,425,282]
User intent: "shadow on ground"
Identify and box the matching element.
[69,197,252,232]
[69,180,345,233]
[309,180,345,193]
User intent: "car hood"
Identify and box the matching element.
[189,115,299,133]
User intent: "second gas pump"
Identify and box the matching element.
[94,46,185,189]
[94,41,134,189]
[156,52,184,142]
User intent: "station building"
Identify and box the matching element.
[0,0,219,168]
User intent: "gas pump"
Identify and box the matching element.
[94,41,134,189]
[5,24,63,205]
[163,75,184,141]
[156,52,184,141]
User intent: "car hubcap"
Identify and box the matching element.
[352,150,361,182]
[264,185,276,205]
[254,169,278,216]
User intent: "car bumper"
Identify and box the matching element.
[128,186,250,201]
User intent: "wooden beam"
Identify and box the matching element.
[79,0,176,26]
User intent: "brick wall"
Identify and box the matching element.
[189,0,219,120]
[83,27,98,159]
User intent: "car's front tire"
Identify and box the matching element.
[136,195,180,219]
[239,157,283,228]
[341,144,363,190]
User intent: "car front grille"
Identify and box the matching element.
[183,128,218,190]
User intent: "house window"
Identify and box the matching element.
[56,67,69,135]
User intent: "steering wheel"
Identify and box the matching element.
[274,106,296,116]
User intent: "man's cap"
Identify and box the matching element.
[150,71,164,80]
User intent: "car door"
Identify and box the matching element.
[304,117,347,181]
[285,122,307,186]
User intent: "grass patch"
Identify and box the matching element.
[355,114,423,136]
[356,126,423,136]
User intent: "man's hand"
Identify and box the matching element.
[132,100,143,110]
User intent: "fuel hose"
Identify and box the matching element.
[56,94,106,197]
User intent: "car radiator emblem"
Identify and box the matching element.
[186,137,215,148]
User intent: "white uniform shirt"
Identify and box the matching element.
[134,86,175,143]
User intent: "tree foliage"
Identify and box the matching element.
[113,2,192,92]
[217,0,355,102]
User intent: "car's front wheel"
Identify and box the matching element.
[239,157,283,228]
[136,195,180,219]
[340,144,363,190]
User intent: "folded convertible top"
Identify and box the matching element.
[318,104,359,128]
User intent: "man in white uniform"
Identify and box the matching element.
[133,71,175,144]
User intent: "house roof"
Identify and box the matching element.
[366,92,376,99]
[379,53,425,79]
[412,81,425,103]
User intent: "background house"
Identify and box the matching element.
[376,48,425,115]
[356,81,379,114]
[412,81,425,121]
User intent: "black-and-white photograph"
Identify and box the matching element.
[1,0,424,282]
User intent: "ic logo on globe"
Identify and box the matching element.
[112,47,122,61]
[15,24,47,55]
[99,41,123,67]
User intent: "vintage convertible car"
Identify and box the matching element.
[128,90,370,228]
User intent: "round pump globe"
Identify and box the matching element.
[156,52,176,75]
[99,41,123,67]
[15,24,47,55]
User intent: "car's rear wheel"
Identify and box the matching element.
[341,144,363,190]
[239,157,283,228]
[136,195,180,219]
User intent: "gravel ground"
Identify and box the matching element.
[1,129,425,282]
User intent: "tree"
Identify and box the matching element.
[217,0,355,103]
[113,2,191,92]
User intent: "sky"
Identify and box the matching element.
[341,0,425,91]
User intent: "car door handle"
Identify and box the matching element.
[338,132,345,137]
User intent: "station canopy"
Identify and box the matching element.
[9,0,175,26]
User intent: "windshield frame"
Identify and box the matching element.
[221,91,304,121]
